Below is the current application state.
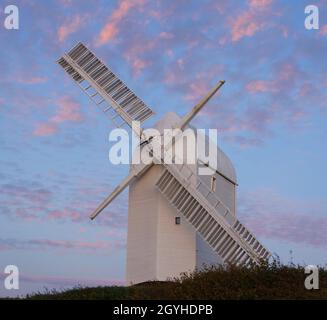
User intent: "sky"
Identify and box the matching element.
[0,0,327,297]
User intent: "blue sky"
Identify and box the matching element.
[0,0,327,296]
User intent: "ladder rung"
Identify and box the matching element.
[111,113,120,120]
[103,106,111,113]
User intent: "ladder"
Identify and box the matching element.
[155,162,270,265]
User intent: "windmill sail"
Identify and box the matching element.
[156,162,270,265]
[57,42,154,129]
[87,81,226,220]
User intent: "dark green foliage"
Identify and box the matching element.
[25,286,130,300]
[20,261,327,300]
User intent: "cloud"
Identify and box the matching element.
[0,238,125,253]
[246,80,276,93]
[163,60,224,102]
[95,0,144,46]
[184,82,211,102]
[57,14,85,42]
[59,0,73,6]
[0,182,52,220]
[246,62,302,94]
[0,273,124,288]
[319,25,327,36]
[123,38,157,76]
[0,174,128,230]
[47,209,82,222]
[159,31,174,40]
[33,96,83,137]
[230,11,261,42]
[33,122,58,136]
[223,135,264,148]
[229,0,273,42]
[248,0,272,8]
[129,57,151,76]
[51,96,83,123]
[194,59,316,146]
[238,189,327,248]
[17,76,48,85]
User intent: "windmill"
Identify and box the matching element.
[57,42,270,284]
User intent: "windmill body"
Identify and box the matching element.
[127,112,235,283]
[57,42,271,285]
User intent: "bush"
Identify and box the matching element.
[23,261,327,300]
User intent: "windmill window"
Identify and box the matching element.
[175,217,181,225]
[211,176,217,192]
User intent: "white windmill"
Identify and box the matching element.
[57,42,270,284]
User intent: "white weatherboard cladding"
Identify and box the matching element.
[195,127,237,184]
[200,173,236,216]
[216,148,237,184]
[126,165,196,284]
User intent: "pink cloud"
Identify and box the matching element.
[246,62,301,94]
[279,25,289,38]
[248,0,272,9]
[163,58,224,103]
[278,63,297,82]
[184,82,211,102]
[51,96,83,123]
[238,189,327,248]
[48,209,82,222]
[33,96,83,137]
[230,11,261,42]
[298,83,313,97]
[33,122,58,136]
[223,135,264,148]
[58,14,84,42]
[0,177,127,229]
[15,209,39,221]
[246,80,276,93]
[194,62,308,146]
[18,76,48,85]
[123,38,157,76]
[165,48,174,57]
[159,31,174,39]
[130,57,150,76]
[242,107,275,133]
[59,0,73,7]
[319,25,327,36]
[0,183,53,221]
[95,0,144,46]
[229,0,273,42]
[97,24,118,45]
[0,238,125,253]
